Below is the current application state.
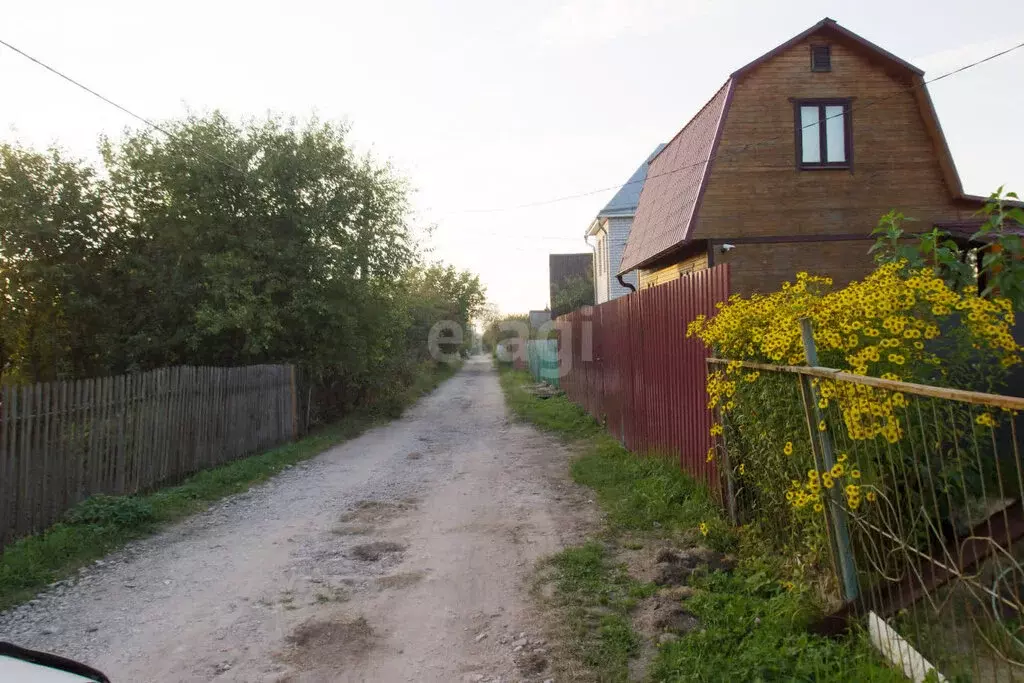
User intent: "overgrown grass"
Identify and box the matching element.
[0,360,459,611]
[541,542,657,682]
[651,570,903,682]
[501,368,901,682]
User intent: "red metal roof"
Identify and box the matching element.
[618,81,731,274]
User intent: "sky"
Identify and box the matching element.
[2,0,1022,315]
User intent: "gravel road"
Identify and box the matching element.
[0,358,592,682]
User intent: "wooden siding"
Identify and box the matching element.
[717,239,874,296]
[640,252,709,289]
[692,31,977,248]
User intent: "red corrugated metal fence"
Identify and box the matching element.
[558,265,730,493]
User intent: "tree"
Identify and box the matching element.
[550,270,594,318]
[0,114,488,421]
[0,144,108,382]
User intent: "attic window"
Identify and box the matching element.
[811,45,831,72]
[794,99,852,169]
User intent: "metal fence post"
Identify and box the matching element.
[716,403,739,526]
[800,318,860,603]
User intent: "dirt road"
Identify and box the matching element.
[0,358,591,682]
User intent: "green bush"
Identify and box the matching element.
[64,494,155,528]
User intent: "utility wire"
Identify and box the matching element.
[3,34,1021,246]
[458,38,1024,215]
[0,37,249,175]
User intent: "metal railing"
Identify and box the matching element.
[709,342,1024,681]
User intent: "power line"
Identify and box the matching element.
[458,38,1024,216]
[0,37,248,175]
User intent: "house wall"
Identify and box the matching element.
[593,228,611,303]
[687,31,977,289]
[606,217,639,298]
[640,251,709,289]
[715,239,874,296]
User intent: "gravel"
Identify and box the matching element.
[0,358,589,682]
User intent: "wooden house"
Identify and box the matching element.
[618,17,994,295]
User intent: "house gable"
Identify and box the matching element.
[690,25,974,243]
[619,18,976,276]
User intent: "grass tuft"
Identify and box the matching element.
[0,361,458,611]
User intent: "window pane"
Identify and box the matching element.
[825,105,846,162]
[800,106,821,163]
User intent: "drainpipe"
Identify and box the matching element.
[616,274,636,293]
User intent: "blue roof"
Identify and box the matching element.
[598,144,667,218]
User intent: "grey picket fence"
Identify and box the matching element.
[0,364,298,548]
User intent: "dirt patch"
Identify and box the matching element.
[515,650,548,676]
[313,586,350,603]
[339,499,415,525]
[332,523,375,535]
[376,571,425,590]
[629,592,701,681]
[633,594,700,635]
[350,541,406,562]
[406,451,423,460]
[652,546,735,586]
[280,616,376,671]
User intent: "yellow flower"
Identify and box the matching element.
[830,463,844,478]
[866,491,877,502]
[818,420,826,432]
[706,448,715,463]
[976,412,997,428]
[699,522,709,537]
[822,474,834,489]
[818,397,829,409]
[783,441,793,456]
[837,453,848,462]
[710,423,723,436]
[738,463,746,475]
[814,502,824,512]
[850,468,861,479]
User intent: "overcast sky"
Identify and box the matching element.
[2,0,1022,314]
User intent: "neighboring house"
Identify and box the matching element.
[587,144,666,303]
[619,17,993,296]
[549,253,594,317]
[528,309,552,331]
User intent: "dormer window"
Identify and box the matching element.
[811,44,831,72]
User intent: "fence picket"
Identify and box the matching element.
[0,364,297,547]
[0,386,11,545]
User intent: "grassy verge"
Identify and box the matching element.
[0,360,459,611]
[501,368,902,682]
[537,541,656,680]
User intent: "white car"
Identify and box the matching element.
[0,642,109,682]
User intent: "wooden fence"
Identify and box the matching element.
[0,364,297,547]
